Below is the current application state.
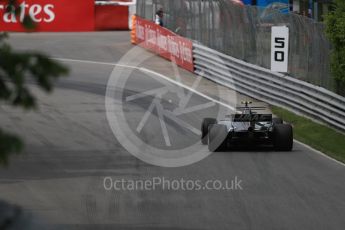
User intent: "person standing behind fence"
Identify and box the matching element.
[155,8,164,27]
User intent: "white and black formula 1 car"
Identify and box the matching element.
[201,101,293,152]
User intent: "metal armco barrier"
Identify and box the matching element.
[193,42,345,132]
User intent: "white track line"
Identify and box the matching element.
[53,57,235,111]
[53,58,131,68]
[139,68,236,111]
[53,57,345,167]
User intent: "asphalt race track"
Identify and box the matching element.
[0,32,344,230]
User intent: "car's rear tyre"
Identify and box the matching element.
[201,118,217,145]
[273,117,283,125]
[273,124,293,151]
[208,124,228,152]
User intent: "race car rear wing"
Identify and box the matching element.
[236,106,266,111]
[233,114,272,122]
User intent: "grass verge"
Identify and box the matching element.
[271,106,345,164]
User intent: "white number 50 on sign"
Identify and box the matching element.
[271,26,289,73]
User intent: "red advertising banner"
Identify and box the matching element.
[0,0,94,32]
[135,17,194,72]
[95,5,128,31]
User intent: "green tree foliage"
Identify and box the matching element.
[325,0,345,86]
[0,4,68,164]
